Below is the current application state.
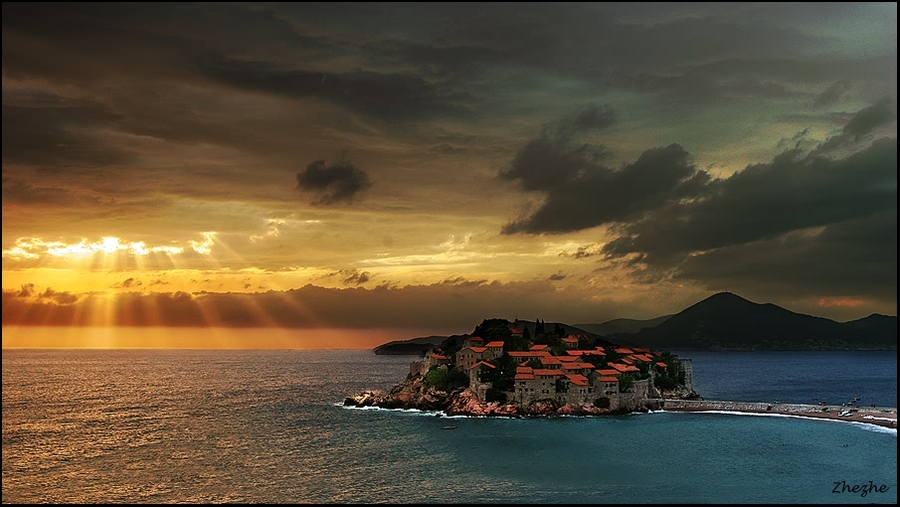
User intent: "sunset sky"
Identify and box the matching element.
[2,3,897,348]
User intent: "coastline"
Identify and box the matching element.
[662,400,898,429]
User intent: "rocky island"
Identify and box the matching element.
[345,318,699,417]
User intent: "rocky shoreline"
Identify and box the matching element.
[344,373,697,418]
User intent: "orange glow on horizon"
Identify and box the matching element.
[817,297,865,308]
[1,326,418,350]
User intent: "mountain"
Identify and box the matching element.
[606,292,897,350]
[373,292,897,354]
[574,315,673,336]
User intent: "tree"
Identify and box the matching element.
[522,326,532,342]
[655,373,676,391]
[617,374,634,392]
[424,365,468,392]
[577,335,594,350]
[593,397,611,409]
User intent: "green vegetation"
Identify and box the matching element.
[636,361,651,380]
[654,373,676,391]
[617,374,634,392]
[424,365,468,392]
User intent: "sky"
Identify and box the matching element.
[2,2,897,347]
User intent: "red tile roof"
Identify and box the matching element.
[565,350,585,356]
[509,351,552,358]
[598,376,619,382]
[539,356,562,365]
[566,374,589,386]
[556,356,579,362]
[656,362,668,368]
[624,365,640,372]
[561,362,594,370]
[466,346,488,353]
[430,354,449,361]
[470,361,496,369]
[620,358,634,365]
[615,347,634,354]
[515,373,535,380]
[609,363,629,373]
[509,328,523,334]
[562,337,579,343]
[533,369,564,377]
[467,336,484,342]
[485,341,505,348]
[516,366,534,374]
[583,349,606,356]
[596,369,619,376]
[529,344,549,351]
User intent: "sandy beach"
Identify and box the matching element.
[662,400,898,429]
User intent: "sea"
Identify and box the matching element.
[2,348,896,504]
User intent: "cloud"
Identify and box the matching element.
[594,104,896,299]
[113,278,142,289]
[296,158,372,204]
[199,56,468,120]
[501,108,709,233]
[340,269,371,286]
[18,283,35,297]
[1,279,605,329]
[2,101,129,168]
[841,98,896,138]
[37,288,79,305]
[813,81,852,108]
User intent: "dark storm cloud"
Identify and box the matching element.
[675,210,897,300]
[199,57,468,120]
[813,81,852,108]
[595,104,896,299]
[2,102,129,168]
[296,158,372,204]
[501,107,709,234]
[603,137,896,262]
[499,104,618,192]
[842,98,896,137]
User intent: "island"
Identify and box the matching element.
[346,317,898,428]
[346,318,699,417]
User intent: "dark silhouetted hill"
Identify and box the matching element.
[574,315,673,337]
[606,292,897,350]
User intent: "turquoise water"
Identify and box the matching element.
[2,349,896,503]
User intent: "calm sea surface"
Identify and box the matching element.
[2,348,896,503]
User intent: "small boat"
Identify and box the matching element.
[441,425,457,430]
